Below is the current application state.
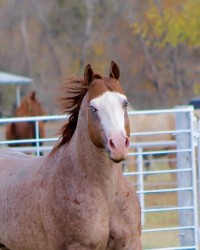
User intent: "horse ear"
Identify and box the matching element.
[30,91,36,100]
[110,61,120,80]
[84,64,94,86]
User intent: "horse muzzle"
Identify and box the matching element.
[107,133,130,163]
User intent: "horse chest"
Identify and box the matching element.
[106,182,142,250]
[57,186,137,244]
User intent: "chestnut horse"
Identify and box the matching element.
[0,61,141,250]
[5,91,46,150]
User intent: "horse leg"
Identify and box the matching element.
[65,235,108,250]
[66,241,107,250]
[168,153,177,181]
[143,154,154,179]
[143,155,151,172]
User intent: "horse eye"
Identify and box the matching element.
[123,100,129,110]
[89,106,97,113]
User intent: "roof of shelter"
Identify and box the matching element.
[0,72,32,85]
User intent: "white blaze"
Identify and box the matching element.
[90,92,127,137]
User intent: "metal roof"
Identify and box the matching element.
[0,72,32,85]
[0,72,33,107]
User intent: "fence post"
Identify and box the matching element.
[35,120,40,156]
[197,119,200,220]
[136,146,145,226]
[175,106,197,248]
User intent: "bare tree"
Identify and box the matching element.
[20,5,33,79]
[79,0,95,72]
[32,0,62,81]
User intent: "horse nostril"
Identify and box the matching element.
[109,139,116,150]
[109,137,130,150]
[125,137,130,148]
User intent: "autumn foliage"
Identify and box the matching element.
[0,0,200,115]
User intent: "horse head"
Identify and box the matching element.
[15,91,46,117]
[52,61,130,163]
[86,61,130,162]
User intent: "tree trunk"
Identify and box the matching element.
[138,34,163,101]
[79,0,95,73]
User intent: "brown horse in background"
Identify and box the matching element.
[5,91,46,150]
[0,61,141,249]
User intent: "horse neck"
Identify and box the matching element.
[62,95,122,194]
[15,107,28,116]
